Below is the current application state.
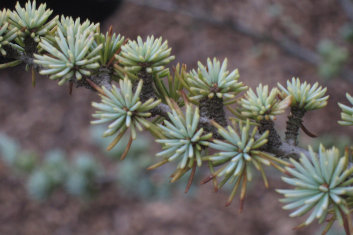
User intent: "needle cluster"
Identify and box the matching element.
[186,58,247,103]
[91,77,160,154]
[338,93,353,126]
[278,77,329,111]
[240,84,291,121]
[117,35,175,77]
[278,146,353,227]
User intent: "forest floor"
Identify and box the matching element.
[0,0,353,234]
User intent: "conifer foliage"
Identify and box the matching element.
[1,1,353,234]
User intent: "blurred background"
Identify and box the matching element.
[1,0,353,234]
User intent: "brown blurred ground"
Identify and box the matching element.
[1,0,353,234]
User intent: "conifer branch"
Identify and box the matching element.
[2,2,353,234]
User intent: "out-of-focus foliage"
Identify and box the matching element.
[317,40,349,79]
[340,23,353,42]
[267,3,303,37]
[91,125,197,200]
[0,129,197,201]
[65,153,103,198]
[0,133,37,173]
[0,133,103,200]
[27,150,68,199]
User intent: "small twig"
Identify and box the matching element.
[86,78,106,95]
[301,123,317,138]
[259,120,282,148]
[31,67,36,87]
[137,68,158,102]
[268,141,310,160]
[69,82,73,95]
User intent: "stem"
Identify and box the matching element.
[137,67,157,102]
[76,67,113,91]
[23,34,38,57]
[285,106,306,145]
[259,120,281,148]
[270,141,309,160]
[199,97,227,136]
